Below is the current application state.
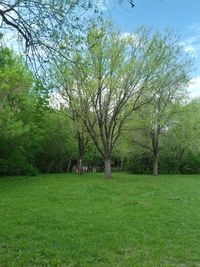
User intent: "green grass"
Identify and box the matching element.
[1,173,200,266]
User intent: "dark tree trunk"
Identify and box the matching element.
[104,150,112,178]
[153,153,158,176]
[120,158,124,172]
[77,131,84,175]
[78,158,83,175]
[104,158,112,178]
[179,165,184,174]
[151,131,159,176]
[66,158,72,172]
[178,148,185,174]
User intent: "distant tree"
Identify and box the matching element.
[129,32,192,175]
[61,108,90,175]
[35,111,77,173]
[165,99,200,174]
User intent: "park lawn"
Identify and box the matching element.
[1,173,200,266]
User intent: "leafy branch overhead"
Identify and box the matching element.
[0,0,135,76]
[0,1,99,74]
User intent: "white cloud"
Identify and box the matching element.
[120,32,139,43]
[188,76,200,98]
[184,44,195,53]
[181,23,200,56]
[120,32,132,39]
[180,37,200,57]
[49,91,68,109]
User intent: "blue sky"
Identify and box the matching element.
[104,0,200,98]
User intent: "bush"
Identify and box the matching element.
[0,156,38,176]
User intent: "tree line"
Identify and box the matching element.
[1,19,200,178]
[0,1,199,178]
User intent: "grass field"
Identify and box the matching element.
[1,173,200,266]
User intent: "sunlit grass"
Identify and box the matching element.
[1,173,200,266]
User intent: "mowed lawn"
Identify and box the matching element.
[1,173,200,267]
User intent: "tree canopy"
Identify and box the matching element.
[52,22,193,178]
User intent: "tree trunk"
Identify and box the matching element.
[78,158,83,175]
[120,158,124,172]
[66,158,71,172]
[77,131,84,175]
[104,157,112,178]
[179,165,184,174]
[178,148,185,174]
[153,153,158,176]
[151,132,159,176]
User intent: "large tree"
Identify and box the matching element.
[55,23,186,178]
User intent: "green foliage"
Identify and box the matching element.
[0,46,78,176]
[0,46,36,175]
[0,25,199,177]
[123,99,200,174]
[161,99,200,174]
[35,111,77,173]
